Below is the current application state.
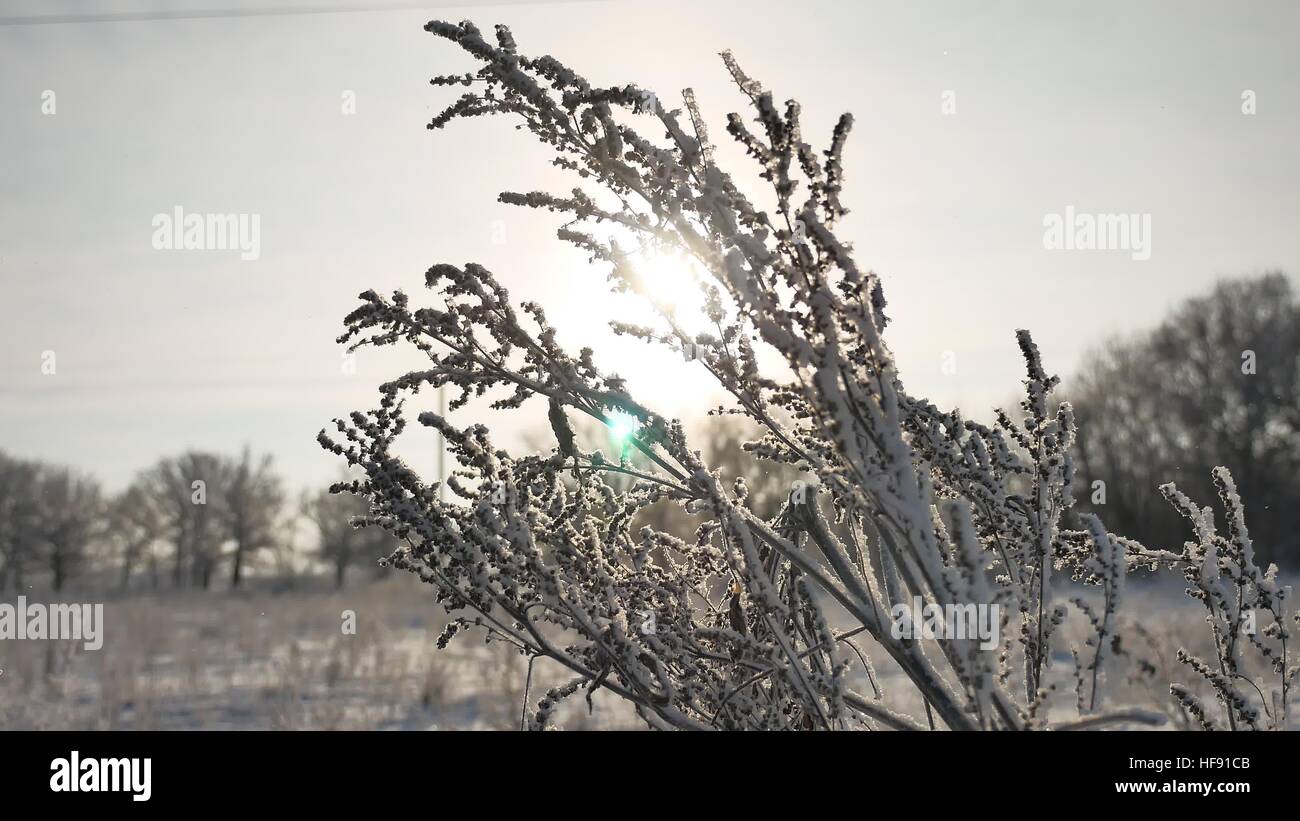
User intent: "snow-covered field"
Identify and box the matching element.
[0,576,635,730]
[0,573,1290,730]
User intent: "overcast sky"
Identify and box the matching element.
[2,0,1299,492]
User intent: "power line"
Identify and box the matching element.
[0,0,596,27]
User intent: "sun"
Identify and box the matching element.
[625,246,708,330]
[554,242,726,420]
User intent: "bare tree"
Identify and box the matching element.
[224,447,285,589]
[0,452,42,592]
[304,479,395,588]
[141,451,228,589]
[35,467,102,592]
[106,483,160,591]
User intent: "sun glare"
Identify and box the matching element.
[566,244,725,420]
[628,247,707,328]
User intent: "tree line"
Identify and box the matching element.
[0,447,395,593]
[1067,272,1300,569]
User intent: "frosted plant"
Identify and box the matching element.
[1160,469,1294,730]
[321,20,1294,730]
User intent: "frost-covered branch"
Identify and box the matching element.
[322,20,1295,730]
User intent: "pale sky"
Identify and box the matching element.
[3,0,1299,493]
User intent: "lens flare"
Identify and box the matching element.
[606,409,639,445]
